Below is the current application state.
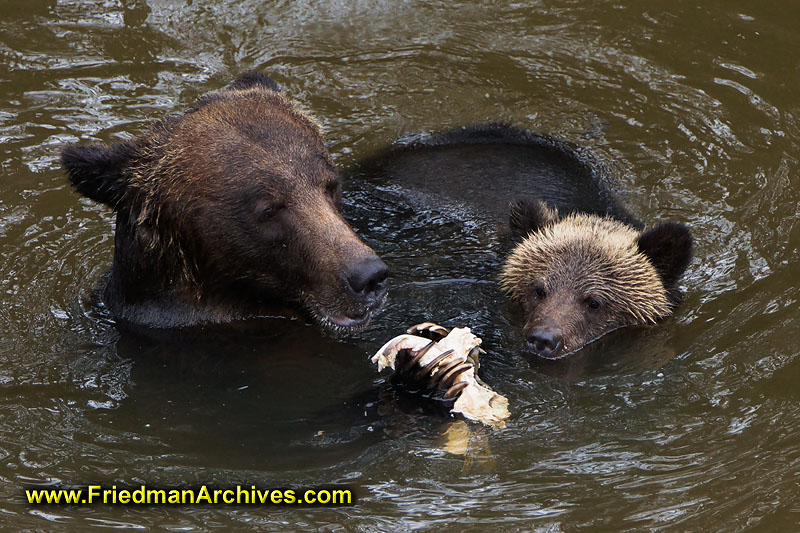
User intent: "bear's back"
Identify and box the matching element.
[352,123,638,227]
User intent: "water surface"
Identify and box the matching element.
[1,0,798,530]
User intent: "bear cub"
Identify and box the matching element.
[501,199,692,359]
[352,122,692,358]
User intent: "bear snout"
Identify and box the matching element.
[345,256,389,300]
[526,327,564,359]
[302,245,389,332]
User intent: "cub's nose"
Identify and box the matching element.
[526,327,563,358]
[345,256,388,298]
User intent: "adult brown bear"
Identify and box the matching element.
[61,73,387,332]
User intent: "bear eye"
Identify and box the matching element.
[586,297,602,311]
[325,180,340,198]
[531,285,546,302]
[258,202,284,222]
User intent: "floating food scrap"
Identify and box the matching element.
[371,322,509,427]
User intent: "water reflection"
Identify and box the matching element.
[0,0,798,529]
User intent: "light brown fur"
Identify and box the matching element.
[501,213,672,324]
[499,208,687,357]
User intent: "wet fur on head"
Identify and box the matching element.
[60,72,386,330]
[501,199,693,326]
[502,213,669,324]
[64,74,326,292]
[121,81,327,288]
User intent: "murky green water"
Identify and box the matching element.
[1,0,799,530]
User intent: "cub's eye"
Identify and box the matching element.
[532,285,546,301]
[586,297,602,311]
[325,181,340,197]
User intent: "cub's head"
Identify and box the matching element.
[501,199,692,358]
[61,72,387,332]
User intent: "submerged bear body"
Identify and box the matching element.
[353,123,638,226]
[62,73,387,332]
[355,123,692,358]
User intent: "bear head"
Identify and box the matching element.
[61,73,388,332]
[501,198,693,358]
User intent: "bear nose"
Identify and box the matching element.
[345,256,388,298]
[526,327,563,358]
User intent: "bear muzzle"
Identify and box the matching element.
[323,255,389,329]
[305,249,389,333]
[526,326,564,359]
[345,256,389,300]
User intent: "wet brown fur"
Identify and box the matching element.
[62,74,386,330]
[124,86,327,289]
[501,200,692,355]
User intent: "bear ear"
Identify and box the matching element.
[509,198,560,240]
[637,222,693,288]
[61,142,136,208]
[226,71,280,92]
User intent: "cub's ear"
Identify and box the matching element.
[226,71,280,92]
[637,222,693,288]
[61,142,136,208]
[509,198,560,240]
